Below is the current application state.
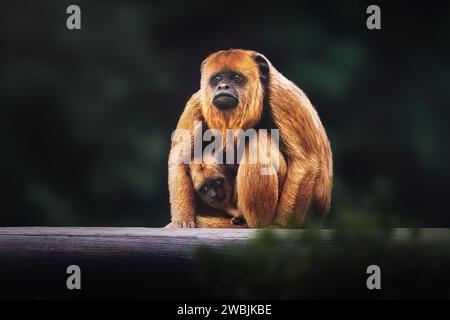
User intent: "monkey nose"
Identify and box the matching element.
[217,84,230,90]
[209,191,217,199]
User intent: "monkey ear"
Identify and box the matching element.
[254,54,270,84]
[200,58,208,74]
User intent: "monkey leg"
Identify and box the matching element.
[165,216,247,228]
[196,215,248,228]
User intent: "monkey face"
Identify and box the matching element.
[210,70,246,110]
[200,49,269,131]
[190,161,233,209]
[197,175,229,208]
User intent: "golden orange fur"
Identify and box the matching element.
[189,157,237,215]
[168,49,332,228]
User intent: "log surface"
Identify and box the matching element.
[0,227,448,299]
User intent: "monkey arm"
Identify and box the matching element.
[226,208,241,217]
[270,80,323,226]
[168,162,197,227]
[167,92,203,227]
[274,155,318,226]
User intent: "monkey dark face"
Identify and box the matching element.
[200,49,268,131]
[189,154,233,209]
[210,70,246,110]
[197,176,228,206]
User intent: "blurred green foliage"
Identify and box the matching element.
[193,214,450,299]
[1,0,450,226]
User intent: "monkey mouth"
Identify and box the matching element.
[212,195,226,204]
[212,94,238,110]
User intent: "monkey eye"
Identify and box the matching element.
[232,74,243,84]
[212,75,222,84]
[215,180,221,185]
[201,186,208,193]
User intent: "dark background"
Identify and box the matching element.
[2,0,450,227]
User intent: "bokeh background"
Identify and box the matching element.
[2,0,450,227]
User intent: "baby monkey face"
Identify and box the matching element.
[197,174,229,207]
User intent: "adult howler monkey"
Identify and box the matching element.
[168,49,332,228]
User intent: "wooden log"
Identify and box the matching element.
[0,227,448,299]
[0,227,330,260]
[0,227,300,299]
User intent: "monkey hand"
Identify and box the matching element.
[167,219,196,228]
[231,214,246,226]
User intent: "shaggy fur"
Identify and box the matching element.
[168,49,332,228]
